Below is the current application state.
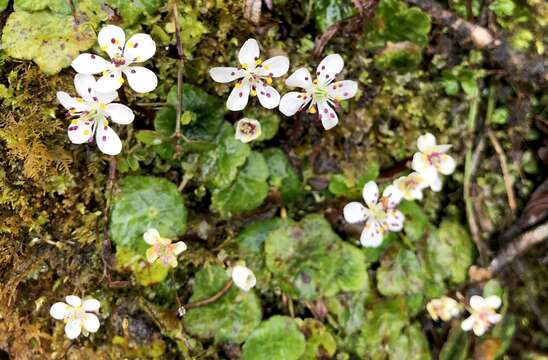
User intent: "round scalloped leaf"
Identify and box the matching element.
[183,265,262,344]
[241,316,306,360]
[109,176,187,254]
[297,318,337,360]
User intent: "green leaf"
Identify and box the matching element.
[1,10,96,74]
[265,215,343,301]
[439,325,470,360]
[313,0,355,32]
[483,279,504,298]
[328,163,380,199]
[297,319,337,360]
[331,242,370,294]
[325,291,369,335]
[427,221,473,283]
[399,200,431,242]
[104,0,164,26]
[115,246,169,286]
[0,0,8,11]
[263,148,302,203]
[241,316,306,360]
[183,265,262,344]
[376,248,426,296]
[109,176,187,254]
[374,41,423,72]
[136,130,165,146]
[14,0,70,13]
[389,324,431,360]
[491,107,510,124]
[211,152,270,217]
[489,0,516,17]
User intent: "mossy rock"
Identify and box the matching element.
[183,265,262,344]
[109,176,187,254]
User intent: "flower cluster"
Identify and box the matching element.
[143,228,187,268]
[210,39,358,132]
[426,294,502,337]
[343,133,456,247]
[57,25,157,155]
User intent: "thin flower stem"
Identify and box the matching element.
[101,156,117,284]
[170,270,183,310]
[183,280,233,310]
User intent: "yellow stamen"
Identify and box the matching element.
[242,64,248,70]
[251,90,257,97]
[126,42,133,48]
[103,119,109,127]
[99,103,107,110]
[313,79,319,85]
[76,98,84,103]
[235,82,241,89]
[102,70,109,77]
[308,106,317,114]
[255,59,262,65]
[71,120,78,125]
[118,77,124,85]
[266,77,273,84]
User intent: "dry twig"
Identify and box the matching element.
[487,129,517,214]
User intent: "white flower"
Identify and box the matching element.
[72,25,157,93]
[392,172,429,201]
[279,54,357,130]
[461,295,502,336]
[231,265,256,291]
[209,38,289,111]
[57,74,134,155]
[49,295,101,339]
[343,181,404,247]
[235,118,261,143]
[426,296,462,322]
[411,133,456,192]
[144,228,187,268]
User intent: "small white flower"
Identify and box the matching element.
[209,38,289,111]
[461,295,502,336]
[235,118,262,143]
[230,265,256,291]
[426,296,462,322]
[49,295,101,339]
[72,25,157,93]
[343,181,404,247]
[279,54,357,130]
[57,74,134,155]
[144,228,187,268]
[411,133,456,192]
[392,172,429,201]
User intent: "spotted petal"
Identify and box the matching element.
[57,92,90,112]
[385,209,405,232]
[95,70,124,93]
[343,202,367,224]
[255,82,280,109]
[71,54,111,75]
[316,54,344,84]
[362,181,379,208]
[105,103,134,124]
[255,56,289,78]
[279,91,310,116]
[74,74,97,103]
[238,38,260,67]
[98,25,125,59]
[123,66,158,93]
[124,33,156,63]
[96,122,122,155]
[226,81,250,111]
[382,184,403,208]
[360,219,384,247]
[68,118,95,144]
[317,100,339,130]
[209,67,245,83]
[327,80,357,100]
[285,68,313,90]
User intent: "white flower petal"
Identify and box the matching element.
[327,80,357,100]
[382,184,403,208]
[316,54,344,84]
[317,100,339,130]
[209,67,245,83]
[231,265,256,291]
[95,70,124,93]
[98,25,125,59]
[65,295,82,307]
[238,38,260,66]
[172,241,187,255]
[255,56,289,77]
[146,247,159,263]
[411,153,434,176]
[226,81,250,111]
[82,313,100,333]
[64,320,82,339]
[385,209,405,232]
[124,33,156,63]
[57,92,90,112]
[74,74,97,103]
[50,302,69,320]
[279,91,310,116]
[68,118,96,145]
[285,68,313,90]
[123,66,158,93]
[473,323,487,336]
[488,313,502,324]
[439,154,456,175]
[343,202,367,224]
[82,299,101,312]
[362,181,379,208]
[360,220,384,247]
[461,315,475,331]
[71,54,111,75]
[429,175,443,192]
[417,133,437,152]
[469,295,486,310]
[143,228,160,245]
[105,103,134,124]
[95,90,118,104]
[485,295,502,309]
[255,82,280,109]
[96,122,122,155]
